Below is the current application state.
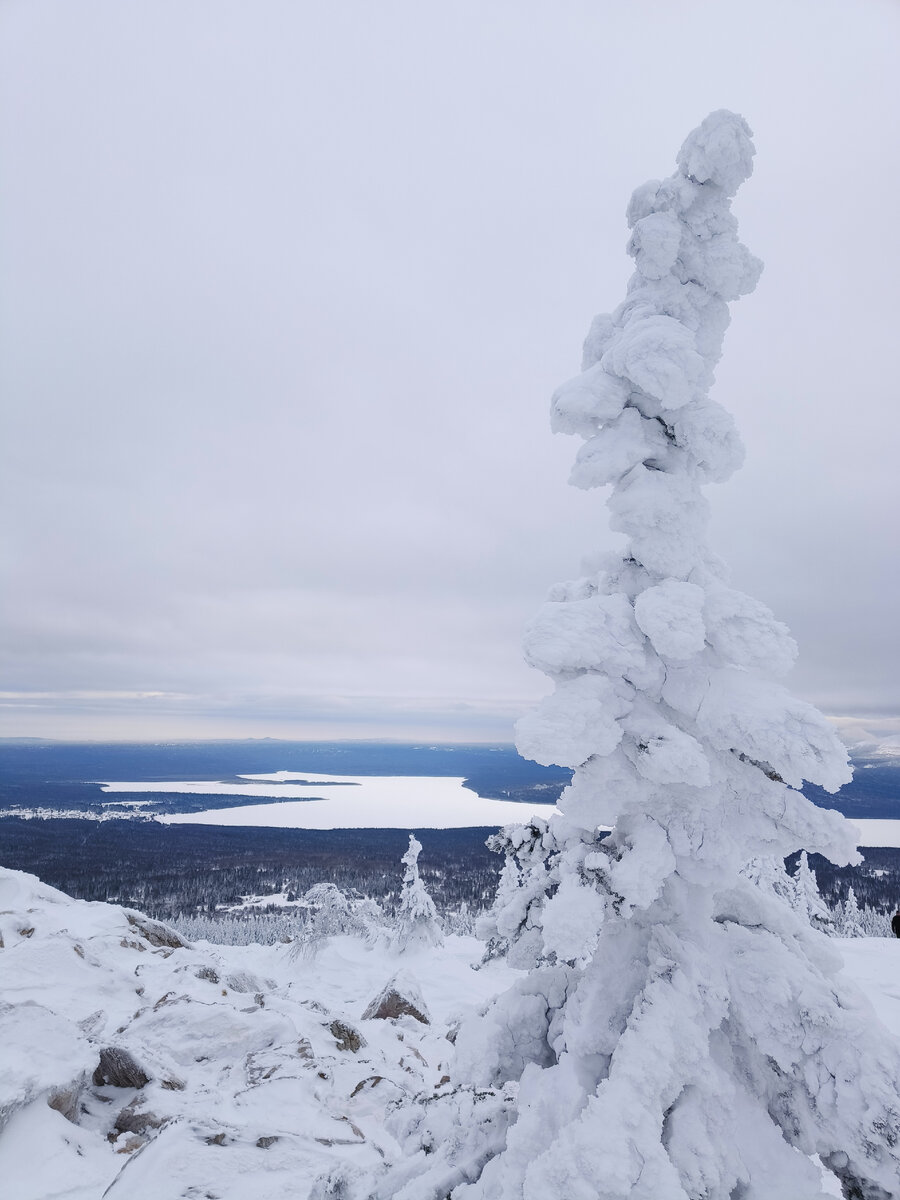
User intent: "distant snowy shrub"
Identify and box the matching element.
[170,886,478,950]
[291,883,387,960]
[171,910,302,946]
[443,901,476,938]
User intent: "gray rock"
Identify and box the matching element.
[362,971,430,1025]
[114,1100,165,1136]
[93,1047,151,1089]
[329,1020,365,1053]
[124,911,187,950]
[47,1081,83,1122]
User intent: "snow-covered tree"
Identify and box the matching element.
[837,886,865,938]
[291,882,385,959]
[475,837,524,964]
[444,900,476,938]
[792,850,833,932]
[393,835,443,951]
[741,854,795,907]
[378,111,900,1200]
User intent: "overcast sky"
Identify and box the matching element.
[2,0,898,743]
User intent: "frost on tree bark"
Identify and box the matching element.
[376,112,900,1200]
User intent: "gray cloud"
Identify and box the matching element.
[2,0,898,739]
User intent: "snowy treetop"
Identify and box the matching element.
[517,109,854,877]
[553,110,761,495]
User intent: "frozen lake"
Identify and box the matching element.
[99,773,900,844]
[100,771,557,830]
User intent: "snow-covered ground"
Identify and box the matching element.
[833,937,900,1034]
[1,865,899,1199]
[0,867,517,1199]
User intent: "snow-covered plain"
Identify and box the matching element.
[1,866,898,1200]
[100,772,558,829]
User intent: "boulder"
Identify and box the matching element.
[93,1047,151,1089]
[124,912,187,950]
[114,1100,165,1136]
[47,1081,84,1122]
[329,1020,365,1053]
[361,971,430,1025]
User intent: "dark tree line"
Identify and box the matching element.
[0,818,501,920]
[788,847,900,914]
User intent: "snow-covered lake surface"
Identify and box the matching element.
[99,773,900,843]
[101,772,557,830]
[848,820,900,848]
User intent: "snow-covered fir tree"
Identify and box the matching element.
[837,886,865,938]
[393,835,443,951]
[379,111,900,1200]
[791,850,833,933]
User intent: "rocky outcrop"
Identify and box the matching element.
[93,1047,151,1090]
[124,912,187,950]
[113,1099,166,1136]
[329,1020,365,1053]
[362,971,430,1025]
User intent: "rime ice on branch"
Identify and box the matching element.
[382,112,900,1200]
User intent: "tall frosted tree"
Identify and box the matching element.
[378,112,900,1200]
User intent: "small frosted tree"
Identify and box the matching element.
[378,112,900,1200]
[290,882,385,959]
[792,850,833,932]
[838,886,865,938]
[393,834,443,950]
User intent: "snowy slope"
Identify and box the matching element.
[1,867,898,1199]
[0,868,515,1200]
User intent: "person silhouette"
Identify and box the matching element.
[892,910,900,939]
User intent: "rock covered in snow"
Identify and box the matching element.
[362,972,431,1025]
[93,1046,152,1089]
